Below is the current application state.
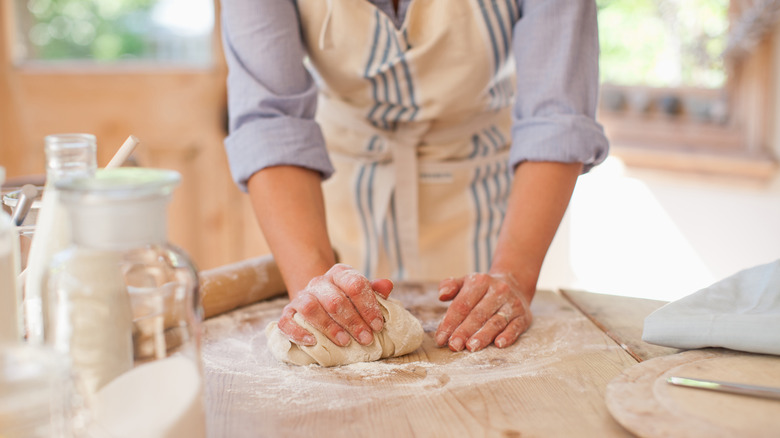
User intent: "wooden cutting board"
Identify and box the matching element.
[202,284,639,438]
[606,349,780,438]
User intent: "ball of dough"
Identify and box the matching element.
[266,294,424,367]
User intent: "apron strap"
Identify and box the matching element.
[389,136,421,279]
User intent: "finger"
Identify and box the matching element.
[293,291,352,347]
[331,266,385,334]
[324,263,355,280]
[314,280,376,346]
[494,311,533,349]
[434,274,490,348]
[277,305,317,346]
[447,286,507,351]
[370,278,394,300]
[465,312,510,352]
[438,277,463,301]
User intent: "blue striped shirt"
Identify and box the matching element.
[222,0,609,191]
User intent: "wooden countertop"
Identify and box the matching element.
[202,284,672,437]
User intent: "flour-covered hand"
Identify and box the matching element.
[434,273,533,352]
[278,263,393,347]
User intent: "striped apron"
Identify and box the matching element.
[297,0,519,281]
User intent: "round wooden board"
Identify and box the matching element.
[605,349,780,438]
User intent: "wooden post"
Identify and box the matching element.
[0,0,28,177]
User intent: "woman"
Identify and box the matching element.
[221,0,608,353]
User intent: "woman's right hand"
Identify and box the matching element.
[278,264,394,347]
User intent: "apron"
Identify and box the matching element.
[296,0,519,281]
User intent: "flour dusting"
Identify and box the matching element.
[200,287,602,415]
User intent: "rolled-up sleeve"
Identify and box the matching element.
[221,0,334,192]
[510,0,609,173]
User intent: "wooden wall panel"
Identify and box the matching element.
[0,0,270,270]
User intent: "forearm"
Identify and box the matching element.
[489,161,582,299]
[247,166,336,298]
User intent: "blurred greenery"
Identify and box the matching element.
[20,0,157,61]
[21,0,222,64]
[597,0,729,88]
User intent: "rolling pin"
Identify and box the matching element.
[199,254,288,319]
[134,255,288,359]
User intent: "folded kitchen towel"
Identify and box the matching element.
[643,259,780,356]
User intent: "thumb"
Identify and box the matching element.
[370,278,394,299]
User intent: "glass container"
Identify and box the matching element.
[25,134,97,344]
[3,184,44,272]
[45,167,206,438]
[0,345,74,438]
[0,166,22,344]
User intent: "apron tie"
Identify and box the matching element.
[318,0,335,50]
[388,133,422,279]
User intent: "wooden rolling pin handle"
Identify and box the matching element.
[199,254,288,319]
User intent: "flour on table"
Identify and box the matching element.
[265,293,424,367]
[201,290,582,415]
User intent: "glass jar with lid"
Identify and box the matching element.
[45,167,206,438]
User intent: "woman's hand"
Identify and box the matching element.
[434,273,533,352]
[278,264,394,347]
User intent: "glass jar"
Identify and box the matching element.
[2,184,43,272]
[45,167,206,438]
[0,166,22,344]
[25,134,97,344]
[0,345,75,438]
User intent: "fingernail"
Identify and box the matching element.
[303,335,316,345]
[467,338,480,352]
[435,332,448,346]
[495,338,506,348]
[449,337,464,351]
[371,318,383,332]
[335,331,350,346]
[358,331,373,345]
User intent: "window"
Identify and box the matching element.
[598,0,728,89]
[596,0,778,178]
[12,0,214,66]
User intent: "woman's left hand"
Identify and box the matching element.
[434,273,533,352]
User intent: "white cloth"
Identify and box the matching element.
[642,259,780,355]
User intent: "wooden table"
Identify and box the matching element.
[202,284,672,437]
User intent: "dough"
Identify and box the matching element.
[266,294,424,367]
